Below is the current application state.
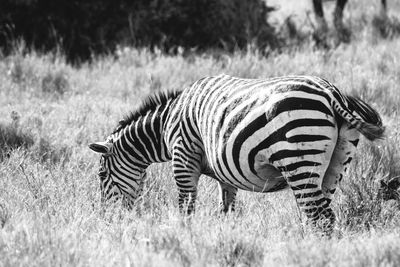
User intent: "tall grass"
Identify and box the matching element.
[1,1,400,266]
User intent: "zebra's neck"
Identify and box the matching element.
[113,99,175,168]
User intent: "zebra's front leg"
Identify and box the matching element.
[174,168,200,215]
[177,187,198,215]
[218,182,238,213]
[172,147,202,215]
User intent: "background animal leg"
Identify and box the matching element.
[381,0,387,17]
[312,0,329,44]
[333,0,351,42]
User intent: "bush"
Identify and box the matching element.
[371,15,400,39]
[129,0,277,51]
[0,0,277,62]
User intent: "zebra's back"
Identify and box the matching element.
[172,75,340,192]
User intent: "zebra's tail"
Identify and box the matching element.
[332,95,385,141]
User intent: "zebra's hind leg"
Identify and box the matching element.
[288,171,335,235]
[279,141,338,235]
[218,182,238,213]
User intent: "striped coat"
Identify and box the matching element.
[90,74,384,234]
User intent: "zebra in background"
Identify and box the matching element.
[89,74,384,234]
[312,0,388,42]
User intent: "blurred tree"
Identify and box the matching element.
[0,0,276,62]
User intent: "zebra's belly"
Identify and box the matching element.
[230,163,288,192]
[204,156,288,192]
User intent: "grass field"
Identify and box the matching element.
[1,1,400,266]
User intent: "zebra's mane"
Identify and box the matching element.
[112,90,182,134]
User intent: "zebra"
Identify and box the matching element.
[312,0,388,42]
[89,74,384,234]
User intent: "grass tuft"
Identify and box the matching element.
[0,112,34,158]
[216,237,263,267]
[0,203,11,228]
[7,56,26,83]
[151,233,191,267]
[41,70,69,95]
[336,140,400,231]
[29,136,71,164]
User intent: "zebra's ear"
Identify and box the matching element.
[89,141,112,154]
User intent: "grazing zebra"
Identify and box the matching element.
[89,75,384,234]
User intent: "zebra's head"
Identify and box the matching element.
[89,91,180,208]
[89,136,147,208]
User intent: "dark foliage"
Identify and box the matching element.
[0,0,277,62]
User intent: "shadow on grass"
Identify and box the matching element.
[0,113,71,164]
[0,120,34,159]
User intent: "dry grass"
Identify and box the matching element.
[1,1,400,266]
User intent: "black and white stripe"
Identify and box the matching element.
[90,75,384,233]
